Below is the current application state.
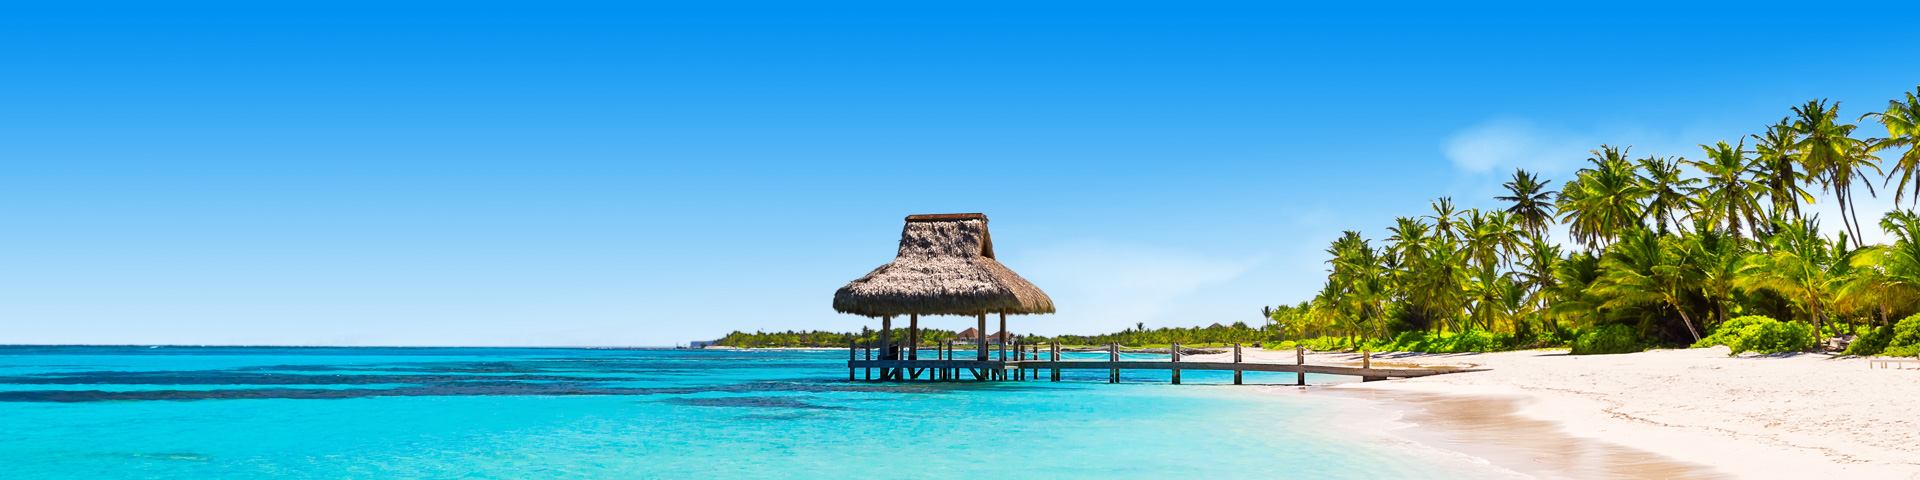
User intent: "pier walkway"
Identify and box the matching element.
[847,342,1481,384]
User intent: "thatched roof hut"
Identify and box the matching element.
[833,213,1054,318]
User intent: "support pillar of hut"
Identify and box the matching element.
[998,311,1007,362]
[976,313,988,361]
[908,314,919,360]
[880,316,893,361]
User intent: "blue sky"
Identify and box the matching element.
[4,2,1917,346]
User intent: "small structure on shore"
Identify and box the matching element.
[833,213,1054,378]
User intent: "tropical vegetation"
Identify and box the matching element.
[1270,88,1920,355]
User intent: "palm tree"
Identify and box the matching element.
[1849,210,1920,326]
[1593,228,1704,342]
[1683,218,1747,326]
[1325,231,1390,341]
[1459,209,1522,270]
[1687,140,1767,239]
[1545,251,1605,329]
[1864,86,1920,207]
[1637,155,1700,233]
[1463,265,1518,332]
[1513,235,1564,332]
[1790,99,1880,240]
[1497,169,1557,239]
[1558,145,1649,249]
[1425,198,1461,242]
[1753,119,1815,219]
[1738,217,1849,347]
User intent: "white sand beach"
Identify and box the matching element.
[1197,347,1920,479]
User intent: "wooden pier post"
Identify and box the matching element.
[1051,343,1061,382]
[1295,345,1305,386]
[1361,349,1385,382]
[849,339,857,381]
[1109,343,1120,383]
[865,343,873,381]
[1170,342,1181,385]
[1233,343,1243,385]
[1029,344,1038,380]
[1014,340,1023,381]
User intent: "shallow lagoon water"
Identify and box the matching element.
[0,346,1522,479]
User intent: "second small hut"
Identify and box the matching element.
[833,213,1054,363]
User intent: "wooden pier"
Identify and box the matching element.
[825,214,1479,386]
[847,342,1480,384]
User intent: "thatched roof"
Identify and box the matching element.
[833,213,1055,318]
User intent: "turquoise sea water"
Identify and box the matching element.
[0,346,1521,479]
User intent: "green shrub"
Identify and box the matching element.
[1692,315,1812,355]
[1728,320,1814,355]
[1844,325,1895,356]
[1878,314,1920,357]
[1571,324,1648,355]
[1693,315,1776,349]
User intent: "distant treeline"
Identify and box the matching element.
[712,322,1305,348]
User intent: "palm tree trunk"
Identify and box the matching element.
[1810,301,1824,349]
[1673,301,1702,343]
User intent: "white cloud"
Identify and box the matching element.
[1441,117,1593,174]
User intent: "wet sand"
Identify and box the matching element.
[1321,388,1728,479]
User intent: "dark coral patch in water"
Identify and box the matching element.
[661,396,847,410]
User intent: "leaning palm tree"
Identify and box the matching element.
[1496,169,1557,239]
[1594,228,1704,342]
[1863,85,1920,207]
[1687,140,1768,239]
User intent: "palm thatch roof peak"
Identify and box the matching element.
[832,213,1055,318]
